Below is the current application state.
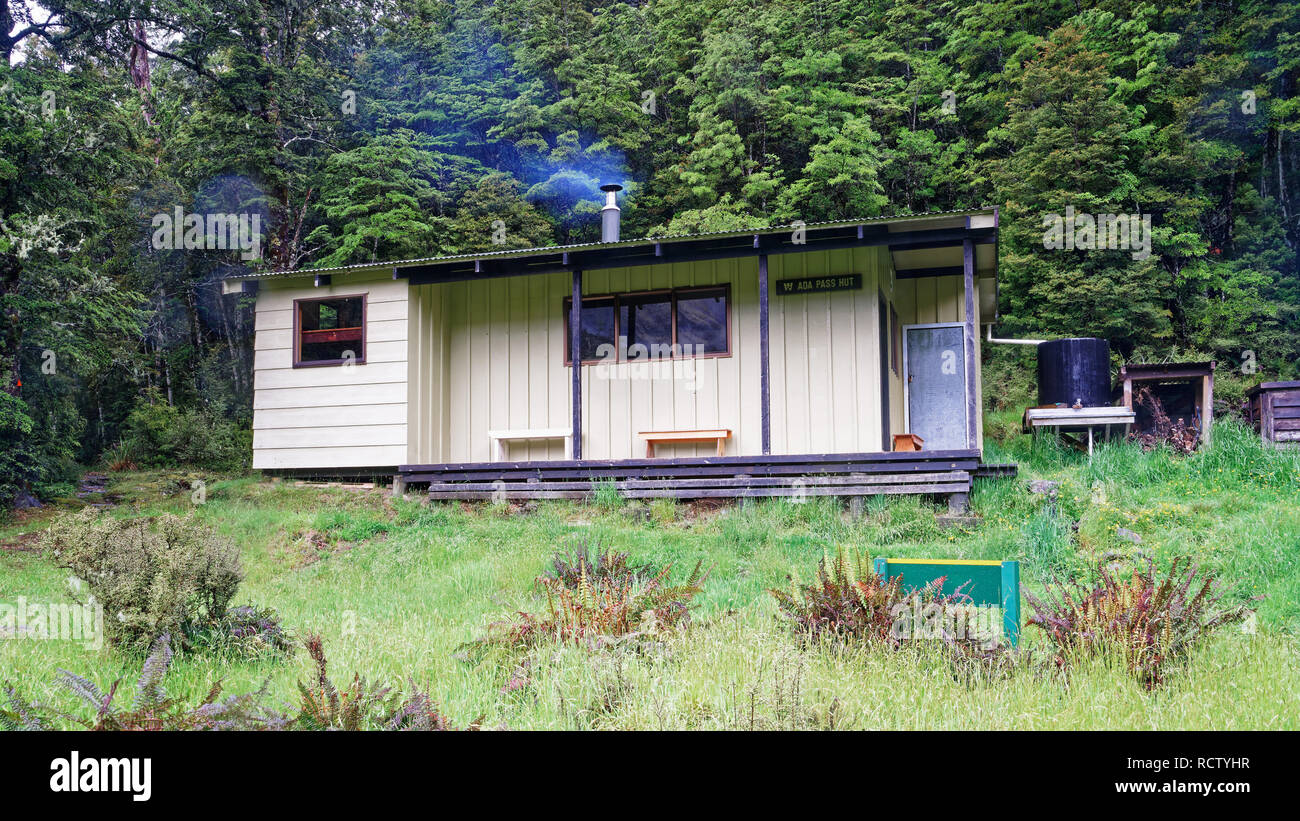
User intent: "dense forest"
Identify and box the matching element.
[2,0,1298,506]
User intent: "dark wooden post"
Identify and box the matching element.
[571,268,583,460]
[962,237,978,451]
[758,252,771,455]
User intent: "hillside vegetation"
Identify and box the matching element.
[2,422,1296,730]
[5,0,1300,508]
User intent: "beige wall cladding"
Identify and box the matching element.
[252,242,989,470]
[406,246,900,464]
[250,272,409,469]
[410,259,756,463]
[766,246,888,455]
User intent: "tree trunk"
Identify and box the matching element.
[0,254,22,397]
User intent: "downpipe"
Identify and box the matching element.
[986,325,1045,346]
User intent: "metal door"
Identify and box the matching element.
[904,323,969,450]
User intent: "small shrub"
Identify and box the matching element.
[52,635,292,730]
[180,605,295,659]
[469,558,709,652]
[1025,558,1248,688]
[168,410,252,472]
[539,543,653,590]
[1,393,85,513]
[119,394,178,463]
[119,391,250,472]
[10,635,472,730]
[771,548,909,646]
[0,684,46,730]
[770,548,996,651]
[34,480,77,500]
[103,441,139,472]
[296,634,472,730]
[0,393,39,513]
[43,508,242,651]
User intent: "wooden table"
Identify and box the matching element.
[1022,406,1136,455]
[639,429,731,458]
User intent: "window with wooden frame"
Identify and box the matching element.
[564,285,730,364]
[294,295,366,367]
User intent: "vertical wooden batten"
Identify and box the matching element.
[1201,366,1214,447]
[878,290,891,451]
[962,236,978,449]
[570,268,583,459]
[758,251,771,454]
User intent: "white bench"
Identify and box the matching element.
[488,428,574,461]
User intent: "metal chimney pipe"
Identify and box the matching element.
[600,183,622,242]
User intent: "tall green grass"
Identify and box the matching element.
[1,425,1296,730]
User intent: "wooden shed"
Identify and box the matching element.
[1119,361,1215,446]
[1244,381,1300,446]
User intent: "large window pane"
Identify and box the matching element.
[563,287,732,363]
[567,297,616,362]
[619,293,673,358]
[675,288,727,354]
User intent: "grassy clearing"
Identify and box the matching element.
[2,422,1297,729]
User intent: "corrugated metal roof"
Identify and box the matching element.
[222,207,996,282]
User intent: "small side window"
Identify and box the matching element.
[296,295,365,366]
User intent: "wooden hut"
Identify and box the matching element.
[222,208,1006,506]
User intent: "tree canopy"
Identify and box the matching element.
[2,0,1298,503]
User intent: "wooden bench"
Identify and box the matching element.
[639,429,731,458]
[488,428,573,461]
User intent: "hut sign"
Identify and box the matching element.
[776,274,862,295]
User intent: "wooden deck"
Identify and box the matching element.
[397,450,1010,505]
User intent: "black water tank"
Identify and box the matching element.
[1037,338,1110,407]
